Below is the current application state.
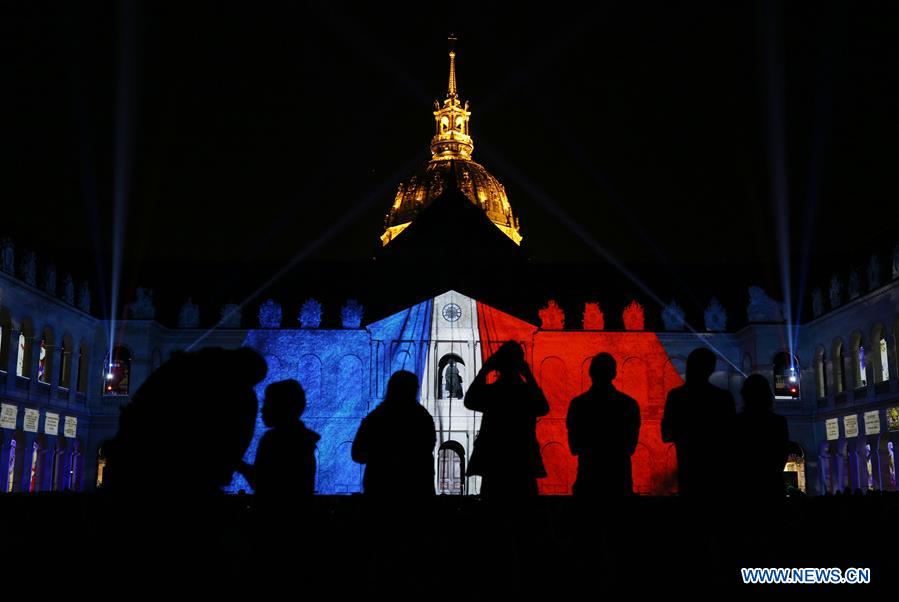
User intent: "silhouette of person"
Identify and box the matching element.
[661,347,735,496]
[734,374,789,499]
[567,352,641,496]
[103,346,267,496]
[100,346,267,590]
[445,358,463,399]
[352,370,436,496]
[465,341,550,497]
[238,379,320,500]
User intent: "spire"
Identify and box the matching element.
[430,35,473,160]
[447,34,458,98]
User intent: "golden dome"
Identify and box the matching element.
[381,44,522,247]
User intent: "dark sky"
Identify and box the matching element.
[3,1,899,322]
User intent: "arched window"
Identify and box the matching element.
[437,354,465,400]
[878,336,890,383]
[103,346,132,395]
[437,441,465,495]
[772,352,800,398]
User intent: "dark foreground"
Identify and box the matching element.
[4,492,895,598]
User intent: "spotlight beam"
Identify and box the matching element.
[185,156,421,351]
[481,144,746,376]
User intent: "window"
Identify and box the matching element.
[879,338,890,382]
[437,441,465,495]
[103,346,131,396]
[773,352,800,398]
[437,354,465,400]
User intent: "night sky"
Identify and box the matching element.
[3,1,898,324]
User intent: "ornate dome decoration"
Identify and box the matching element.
[381,40,523,246]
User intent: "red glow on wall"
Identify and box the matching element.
[622,300,645,331]
[582,302,605,330]
[477,301,681,495]
[537,300,565,330]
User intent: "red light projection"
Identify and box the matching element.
[622,300,645,331]
[582,302,605,330]
[537,300,565,330]
[477,301,680,495]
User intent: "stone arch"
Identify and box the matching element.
[618,356,649,404]
[437,440,466,495]
[539,356,570,418]
[436,353,466,400]
[632,441,655,495]
[335,354,365,417]
[772,350,800,398]
[334,440,362,494]
[298,354,323,412]
[540,440,574,495]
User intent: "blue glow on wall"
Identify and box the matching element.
[225,297,433,494]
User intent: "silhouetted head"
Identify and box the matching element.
[103,346,266,496]
[589,352,617,386]
[740,373,774,413]
[492,341,526,377]
[262,379,306,428]
[385,370,419,405]
[686,347,717,385]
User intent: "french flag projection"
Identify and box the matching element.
[227,290,680,495]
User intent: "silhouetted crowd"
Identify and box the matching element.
[102,343,790,503]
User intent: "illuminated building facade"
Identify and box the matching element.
[2,48,899,497]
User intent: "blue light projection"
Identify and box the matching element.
[226,297,433,495]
